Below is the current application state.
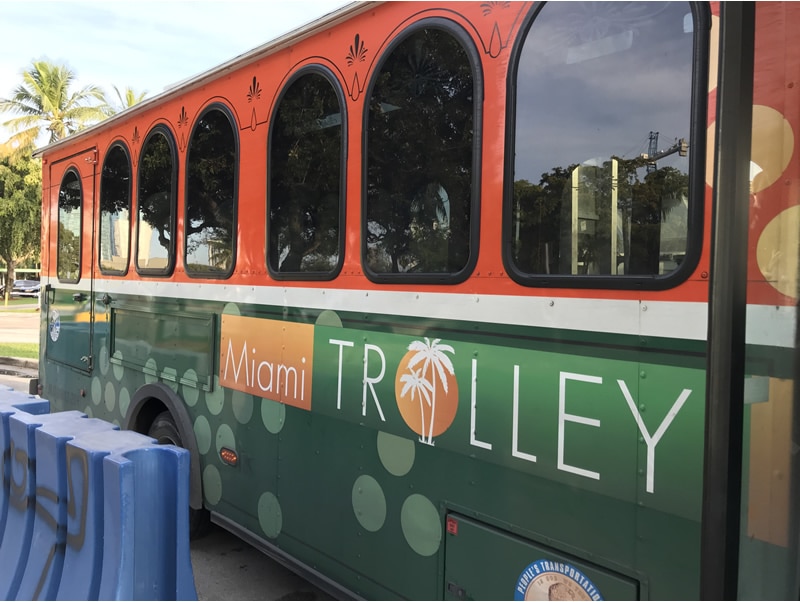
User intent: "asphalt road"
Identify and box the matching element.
[0,308,335,601]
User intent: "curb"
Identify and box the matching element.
[0,357,38,370]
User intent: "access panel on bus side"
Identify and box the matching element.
[444,513,639,601]
[43,149,96,374]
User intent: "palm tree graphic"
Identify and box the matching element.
[399,368,434,443]
[401,337,455,445]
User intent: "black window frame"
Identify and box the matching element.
[503,1,711,290]
[135,124,178,277]
[361,18,484,285]
[98,141,133,276]
[266,65,347,281]
[184,102,239,280]
[57,166,83,284]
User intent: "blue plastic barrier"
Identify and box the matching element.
[0,386,197,600]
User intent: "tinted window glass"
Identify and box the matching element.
[186,107,237,276]
[137,128,176,273]
[99,144,131,274]
[511,2,694,278]
[268,72,343,276]
[58,169,82,281]
[365,27,476,277]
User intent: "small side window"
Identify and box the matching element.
[268,69,344,278]
[136,126,177,275]
[58,169,82,282]
[185,105,238,277]
[99,143,132,274]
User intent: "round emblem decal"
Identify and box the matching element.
[515,559,603,601]
[49,309,61,342]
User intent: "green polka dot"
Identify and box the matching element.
[205,376,224,416]
[98,344,110,376]
[257,492,282,538]
[203,465,222,505]
[144,358,158,384]
[401,494,441,556]
[316,310,342,327]
[182,369,200,407]
[112,419,120,428]
[104,381,116,412]
[91,377,102,406]
[232,391,254,424]
[261,398,285,434]
[377,431,415,477]
[351,475,386,532]
[84,405,94,418]
[161,367,179,392]
[216,423,236,456]
[119,387,131,418]
[112,350,124,381]
[194,416,212,455]
[222,302,241,315]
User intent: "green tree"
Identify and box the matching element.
[103,85,148,116]
[0,60,107,148]
[0,150,41,303]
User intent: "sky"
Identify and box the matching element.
[0,0,348,143]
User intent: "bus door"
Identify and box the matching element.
[44,148,97,373]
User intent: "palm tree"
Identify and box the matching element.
[407,337,455,444]
[104,85,148,116]
[399,367,434,443]
[0,60,107,148]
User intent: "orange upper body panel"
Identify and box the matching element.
[37,1,799,308]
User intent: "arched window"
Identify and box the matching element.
[99,143,132,274]
[364,23,481,282]
[136,125,177,275]
[58,168,82,282]
[185,105,238,277]
[507,2,707,287]
[268,69,345,278]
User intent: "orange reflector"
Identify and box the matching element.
[220,447,238,466]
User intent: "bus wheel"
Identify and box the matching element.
[148,410,211,539]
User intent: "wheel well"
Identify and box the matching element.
[131,398,168,434]
[124,382,204,511]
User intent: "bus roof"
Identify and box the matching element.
[33,0,374,158]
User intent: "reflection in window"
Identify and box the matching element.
[58,169,82,281]
[511,2,694,278]
[268,71,343,276]
[186,106,237,276]
[365,26,477,277]
[99,144,131,274]
[137,127,176,274]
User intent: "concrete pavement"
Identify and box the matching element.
[0,306,40,344]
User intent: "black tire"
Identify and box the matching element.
[148,410,211,539]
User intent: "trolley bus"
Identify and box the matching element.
[35,2,798,599]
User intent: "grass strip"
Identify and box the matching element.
[0,342,39,359]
